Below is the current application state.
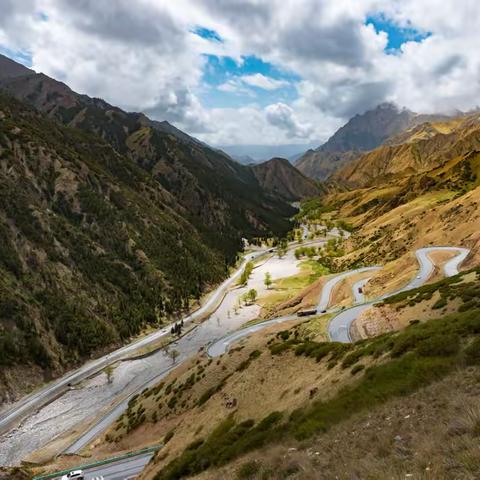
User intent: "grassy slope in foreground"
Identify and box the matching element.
[154,303,480,479]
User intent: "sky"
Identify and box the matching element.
[1,0,479,146]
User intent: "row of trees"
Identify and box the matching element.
[239,261,254,286]
[294,246,318,259]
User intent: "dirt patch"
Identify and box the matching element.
[363,255,417,299]
[350,292,462,341]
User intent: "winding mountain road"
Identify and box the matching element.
[316,266,382,312]
[328,246,469,342]
[207,246,469,356]
[29,245,470,479]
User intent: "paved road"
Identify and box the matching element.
[49,451,154,480]
[208,265,381,357]
[328,246,470,342]
[38,244,469,479]
[207,246,469,356]
[316,266,381,312]
[63,239,330,454]
[207,315,297,357]
[0,249,267,438]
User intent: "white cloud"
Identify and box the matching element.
[265,102,313,139]
[241,73,289,90]
[1,0,480,144]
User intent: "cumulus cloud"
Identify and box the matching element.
[1,0,480,144]
[265,103,313,139]
[241,73,289,90]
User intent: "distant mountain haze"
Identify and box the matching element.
[219,143,319,164]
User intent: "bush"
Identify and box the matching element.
[464,337,480,364]
[432,297,447,309]
[351,364,365,375]
[164,429,175,443]
[416,334,460,357]
[390,332,422,357]
[237,461,260,479]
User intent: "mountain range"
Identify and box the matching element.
[295,103,452,180]
[219,143,318,164]
[0,54,319,400]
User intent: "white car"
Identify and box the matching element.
[417,275,421,279]
[61,471,84,480]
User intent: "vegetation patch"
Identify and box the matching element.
[155,306,480,479]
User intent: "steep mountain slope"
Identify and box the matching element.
[252,157,321,201]
[318,103,415,152]
[69,270,480,480]
[295,103,450,180]
[0,54,295,258]
[0,93,235,401]
[32,96,480,480]
[0,54,32,80]
[0,65,296,401]
[334,112,480,188]
[294,150,360,181]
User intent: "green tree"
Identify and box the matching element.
[169,349,180,364]
[104,364,114,384]
[247,288,257,304]
[239,261,254,286]
[264,272,272,289]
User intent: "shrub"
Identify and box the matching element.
[464,337,480,364]
[351,364,365,375]
[390,332,422,357]
[416,334,460,357]
[432,298,447,309]
[277,330,290,341]
[164,429,175,444]
[237,461,260,479]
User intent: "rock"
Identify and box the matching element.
[447,420,468,436]
[394,435,402,442]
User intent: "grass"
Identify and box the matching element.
[276,260,329,291]
[378,267,480,311]
[296,313,332,341]
[258,261,329,312]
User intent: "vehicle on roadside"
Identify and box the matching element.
[61,471,84,480]
[297,309,317,317]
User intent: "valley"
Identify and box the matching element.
[1,18,480,480]
[0,228,335,466]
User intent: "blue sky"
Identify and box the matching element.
[199,54,300,108]
[367,15,431,52]
[1,1,476,146]
[193,18,429,110]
